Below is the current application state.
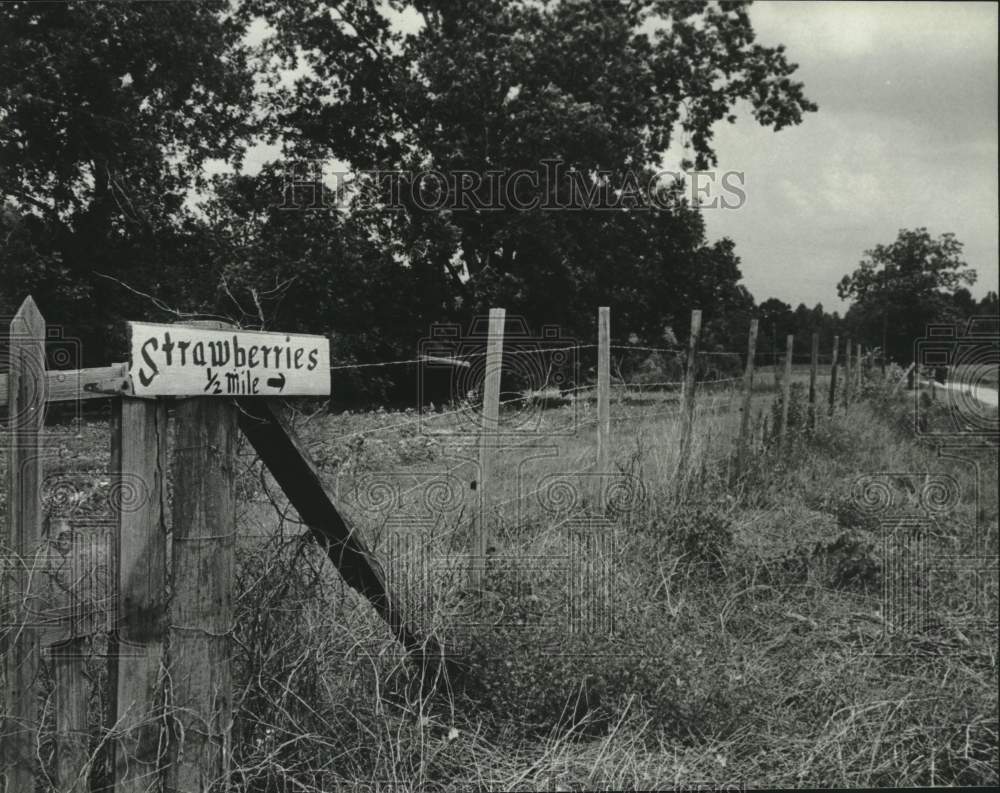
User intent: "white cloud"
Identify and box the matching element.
[690,1,999,307]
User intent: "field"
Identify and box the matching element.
[2,369,998,790]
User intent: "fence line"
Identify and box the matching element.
[1,297,890,791]
[329,343,600,371]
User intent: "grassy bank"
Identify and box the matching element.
[226,380,997,790]
[2,376,996,790]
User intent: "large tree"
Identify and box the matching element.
[756,297,795,359]
[0,0,254,359]
[837,228,977,364]
[253,0,816,343]
[2,0,817,383]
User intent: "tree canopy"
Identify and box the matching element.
[1,0,825,403]
[838,227,978,363]
[253,0,817,339]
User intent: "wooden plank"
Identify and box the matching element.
[735,318,758,479]
[828,335,840,417]
[109,398,169,793]
[779,334,793,443]
[856,343,863,395]
[128,322,329,397]
[2,296,46,791]
[53,638,90,793]
[45,510,92,793]
[595,307,610,505]
[773,343,782,389]
[235,399,448,669]
[0,363,128,411]
[472,308,505,593]
[677,309,702,486]
[842,337,852,408]
[165,396,237,793]
[808,332,819,432]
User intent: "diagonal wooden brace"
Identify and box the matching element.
[235,398,460,683]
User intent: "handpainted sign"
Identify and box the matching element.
[128,322,330,397]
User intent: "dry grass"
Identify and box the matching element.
[1,369,997,790]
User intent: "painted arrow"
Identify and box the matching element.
[266,372,286,391]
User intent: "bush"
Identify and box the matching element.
[665,504,734,571]
[819,530,881,591]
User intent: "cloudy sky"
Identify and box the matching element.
[693,1,998,310]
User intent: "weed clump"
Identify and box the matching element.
[665,504,734,571]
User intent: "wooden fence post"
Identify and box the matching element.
[471,308,504,593]
[735,319,758,477]
[773,343,781,389]
[677,309,702,487]
[2,296,46,793]
[595,307,610,506]
[856,342,863,396]
[53,594,89,793]
[109,398,169,792]
[828,335,840,417]
[808,332,819,432]
[779,334,793,444]
[842,337,852,408]
[166,386,238,792]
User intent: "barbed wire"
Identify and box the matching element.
[328,344,599,371]
[609,376,741,389]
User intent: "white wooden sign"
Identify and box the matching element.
[128,322,330,397]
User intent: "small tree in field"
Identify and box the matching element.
[838,228,977,365]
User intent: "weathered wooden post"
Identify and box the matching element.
[163,321,239,793]
[828,335,840,417]
[109,398,169,792]
[735,318,758,478]
[1,304,400,792]
[595,306,610,506]
[808,332,819,432]
[471,308,504,592]
[856,342,863,396]
[2,296,46,793]
[842,337,852,408]
[677,309,702,487]
[167,404,236,793]
[779,334,793,444]
[773,344,781,390]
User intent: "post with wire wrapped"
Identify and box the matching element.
[828,335,840,417]
[735,318,758,482]
[779,333,794,445]
[594,307,611,506]
[471,308,505,595]
[808,332,819,432]
[677,309,702,493]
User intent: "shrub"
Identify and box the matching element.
[665,504,734,571]
[816,530,881,591]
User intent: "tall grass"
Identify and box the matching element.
[2,374,996,790]
[223,375,996,790]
